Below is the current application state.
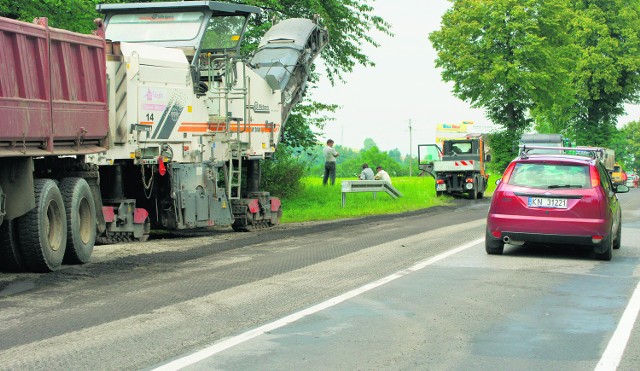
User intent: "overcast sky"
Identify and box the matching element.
[310,0,640,156]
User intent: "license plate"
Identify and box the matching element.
[528,197,567,209]
[436,184,446,191]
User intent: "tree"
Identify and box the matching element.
[388,148,402,163]
[568,1,640,147]
[337,146,402,178]
[242,0,392,85]
[429,0,578,170]
[0,0,101,33]
[363,138,377,151]
[611,120,640,171]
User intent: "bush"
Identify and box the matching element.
[260,146,307,198]
[486,130,520,174]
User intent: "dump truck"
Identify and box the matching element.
[418,135,490,199]
[0,1,328,272]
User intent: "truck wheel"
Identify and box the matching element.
[468,183,478,200]
[60,178,96,264]
[0,219,26,272]
[18,179,67,272]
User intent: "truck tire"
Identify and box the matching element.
[0,219,26,272]
[60,178,96,264]
[17,179,67,272]
[468,181,478,200]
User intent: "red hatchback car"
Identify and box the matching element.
[486,147,629,260]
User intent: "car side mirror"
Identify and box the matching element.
[485,154,492,162]
[616,184,629,193]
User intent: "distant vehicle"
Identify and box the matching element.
[486,146,628,261]
[626,171,638,188]
[418,135,490,199]
[519,133,570,154]
[611,164,627,186]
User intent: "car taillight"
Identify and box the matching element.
[590,166,600,188]
[436,179,445,184]
[465,178,473,183]
[502,162,516,183]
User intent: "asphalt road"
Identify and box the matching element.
[0,192,639,370]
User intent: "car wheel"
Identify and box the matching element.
[594,233,613,261]
[613,222,622,250]
[485,228,504,255]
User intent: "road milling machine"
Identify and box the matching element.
[0,1,328,272]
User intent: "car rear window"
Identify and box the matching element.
[508,163,590,189]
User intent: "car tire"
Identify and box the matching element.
[613,221,622,250]
[594,233,613,261]
[485,228,504,255]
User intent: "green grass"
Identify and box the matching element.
[281,175,501,223]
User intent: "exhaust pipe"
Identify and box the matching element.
[503,236,510,244]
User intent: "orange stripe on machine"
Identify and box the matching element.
[177,122,280,133]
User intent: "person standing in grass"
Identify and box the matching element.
[359,163,374,180]
[323,139,339,185]
[375,165,391,184]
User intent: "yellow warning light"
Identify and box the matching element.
[129,152,136,159]
[231,35,240,41]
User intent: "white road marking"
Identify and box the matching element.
[595,280,640,371]
[153,237,484,371]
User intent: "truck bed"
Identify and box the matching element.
[0,16,108,157]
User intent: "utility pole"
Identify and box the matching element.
[409,119,413,177]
